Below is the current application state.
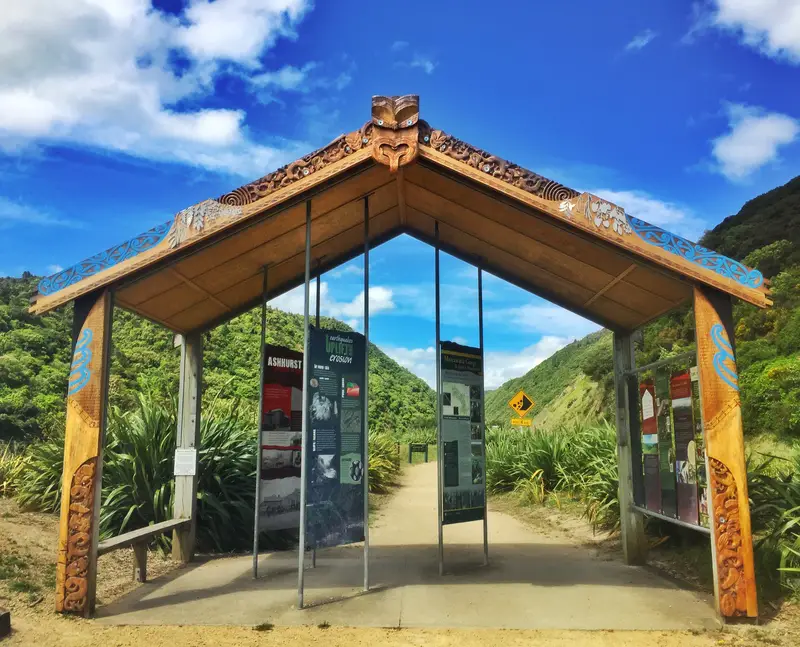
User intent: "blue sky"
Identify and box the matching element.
[2,0,799,387]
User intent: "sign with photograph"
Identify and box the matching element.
[439,341,485,525]
[258,344,303,531]
[639,381,661,513]
[305,328,366,548]
[671,370,699,525]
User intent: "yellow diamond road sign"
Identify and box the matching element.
[508,390,535,418]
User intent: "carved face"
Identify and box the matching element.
[371,95,419,130]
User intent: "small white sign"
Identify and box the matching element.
[690,366,699,381]
[641,389,655,420]
[174,448,197,476]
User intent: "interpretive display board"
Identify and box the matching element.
[258,344,303,531]
[305,328,366,548]
[638,364,708,528]
[671,371,699,525]
[690,367,709,528]
[639,381,661,512]
[656,371,677,517]
[439,341,485,525]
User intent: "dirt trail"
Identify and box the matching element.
[1,464,797,646]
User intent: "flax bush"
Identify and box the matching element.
[10,393,402,553]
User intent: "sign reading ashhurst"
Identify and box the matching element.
[305,328,367,548]
[439,341,486,525]
[258,344,303,531]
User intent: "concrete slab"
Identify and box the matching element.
[97,462,718,630]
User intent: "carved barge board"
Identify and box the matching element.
[416,144,770,311]
[694,286,758,618]
[55,290,112,616]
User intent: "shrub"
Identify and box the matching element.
[368,431,401,494]
[11,393,400,552]
[0,442,25,497]
[14,392,257,553]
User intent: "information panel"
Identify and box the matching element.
[439,341,485,526]
[656,371,677,517]
[305,328,366,548]
[258,344,303,531]
[671,371,699,525]
[639,381,661,512]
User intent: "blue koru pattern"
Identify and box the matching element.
[38,220,172,296]
[68,328,93,396]
[711,323,739,392]
[626,215,763,288]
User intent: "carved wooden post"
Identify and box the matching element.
[172,332,203,562]
[55,289,112,617]
[613,332,648,565]
[694,287,758,619]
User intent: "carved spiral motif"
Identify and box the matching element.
[38,222,171,296]
[417,121,579,202]
[68,328,93,396]
[60,458,97,614]
[218,122,373,207]
[711,323,739,391]
[709,457,748,617]
[627,215,764,289]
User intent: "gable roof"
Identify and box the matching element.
[30,95,771,333]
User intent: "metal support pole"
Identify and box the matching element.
[363,195,371,592]
[252,266,268,579]
[316,269,321,329]
[312,265,320,570]
[435,222,444,576]
[297,201,312,610]
[478,267,488,566]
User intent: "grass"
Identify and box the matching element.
[7,393,405,555]
[486,420,800,602]
[253,622,274,631]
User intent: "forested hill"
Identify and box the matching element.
[0,274,435,441]
[486,174,800,441]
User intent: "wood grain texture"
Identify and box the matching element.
[417,145,769,309]
[613,332,648,565]
[30,148,373,316]
[694,286,758,619]
[55,290,112,617]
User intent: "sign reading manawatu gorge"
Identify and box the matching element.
[439,341,485,525]
[305,328,366,548]
[258,344,304,531]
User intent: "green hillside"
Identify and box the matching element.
[0,274,434,441]
[486,174,800,442]
[485,330,613,427]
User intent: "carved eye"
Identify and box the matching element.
[378,119,384,126]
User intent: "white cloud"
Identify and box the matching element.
[247,61,353,104]
[46,264,64,274]
[0,0,314,175]
[486,303,600,339]
[391,41,409,52]
[704,0,800,63]
[0,197,82,229]
[328,262,363,279]
[270,282,396,325]
[625,29,658,51]
[588,189,707,240]
[382,336,573,390]
[382,345,436,387]
[484,337,571,389]
[409,55,436,75]
[711,104,799,180]
[178,0,309,65]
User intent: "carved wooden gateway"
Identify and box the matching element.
[32,95,768,620]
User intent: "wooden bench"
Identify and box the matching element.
[408,443,429,463]
[97,518,190,582]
